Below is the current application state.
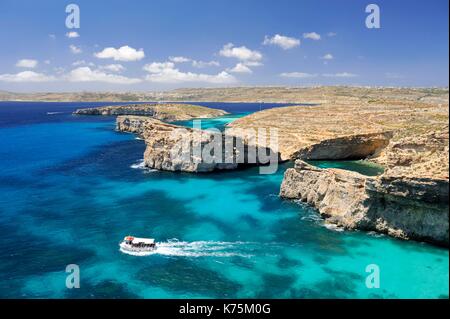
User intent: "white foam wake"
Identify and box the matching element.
[130,159,157,173]
[47,111,63,115]
[130,159,146,169]
[119,239,254,258]
[323,223,344,232]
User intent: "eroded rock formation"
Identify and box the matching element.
[294,132,393,160]
[117,116,279,173]
[280,160,449,246]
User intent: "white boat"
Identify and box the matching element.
[119,236,157,252]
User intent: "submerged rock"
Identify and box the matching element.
[280,160,449,246]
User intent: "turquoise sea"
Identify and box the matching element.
[0,101,448,299]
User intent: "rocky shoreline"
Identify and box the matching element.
[280,160,449,246]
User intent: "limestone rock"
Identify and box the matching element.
[280,160,449,246]
[116,115,149,136]
[141,118,238,172]
[294,132,393,160]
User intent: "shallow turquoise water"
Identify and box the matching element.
[307,160,384,176]
[0,102,448,299]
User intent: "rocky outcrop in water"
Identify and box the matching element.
[74,103,228,122]
[280,160,449,246]
[117,116,279,173]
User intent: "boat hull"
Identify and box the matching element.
[119,242,157,253]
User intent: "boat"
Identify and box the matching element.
[119,236,157,252]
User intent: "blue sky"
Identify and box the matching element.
[0,0,448,92]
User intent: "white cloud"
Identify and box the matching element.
[0,71,55,82]
[49,34,56,39]
[228,63,252,74]
[70,45,82,54]
[192,60,220,68]
[303,32,321,40]
[219,43,262,61]
[16,59,38,68]
[169,56,191,63]
[327,32,337,37]
[280,72,318,78]
[168,56,220,68]
[99,64,125,73]
[263,34,300,50]
[243,61,262,67]
[72,60,95,67]
[66,31,80,38]
[67,67,142,84]
[323,72,358,78]
[94,45,145,62]
[143,62,176,73]
[44,60,51,65]
[321,53,334,60]
[144,61,236,84]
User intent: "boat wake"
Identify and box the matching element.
[119,239,254,258]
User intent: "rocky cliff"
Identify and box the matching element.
[116,115,149,136]
[74,103,228,122]
[228,100,448,161]
[117,116,279,173]
[370,127,449,180]
[280,160,449,246]
[294,132,393,160]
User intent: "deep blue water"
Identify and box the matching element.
[0,101,448,299]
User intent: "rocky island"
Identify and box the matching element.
[74,103,228,122]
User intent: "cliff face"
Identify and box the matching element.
[141,118,238,172]
[228,100,448,161]
[116,115,149,136]
[74,103,228,122]
[294,132,393,160]
[116,115,279,173]
[280,161,449,246]
[370,127,449,181]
